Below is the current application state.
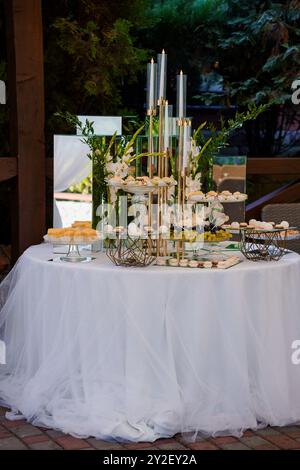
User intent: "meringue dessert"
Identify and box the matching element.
[203,261,213,268]
[280,221,289,229]
[188,260,199,268]
[230,222,240,229]
[168,258,179,267]
[179,259,189,268]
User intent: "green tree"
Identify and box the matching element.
[43,0,154,153]
[218,0,300,155]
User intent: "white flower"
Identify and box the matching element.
[114,161,129,179]
[105,159,129,179]
[186,173,202,193]
[106,162,116,175]
[191,139,200,158]
[109,186,118,204]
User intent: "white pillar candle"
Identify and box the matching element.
[164,101,169,151]
[149,58,154,110]
[158,50,166,100]
[179,71,183,118]
[183,121,188,169]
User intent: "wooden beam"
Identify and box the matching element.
[5,0,46,257]
[46,158,53,179]
[0,158,18,182]
[246,180,300,220]
[247,158,300,175]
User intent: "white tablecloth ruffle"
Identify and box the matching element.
[0,244,300,442]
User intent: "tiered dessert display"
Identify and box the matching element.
[103,51,249,268]
[45,51,299,266]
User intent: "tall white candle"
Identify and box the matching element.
[164,101,169,151]
[179,70,184,118]
[183,121,188,168]
[159,50,166,100]
[149,58,154,110]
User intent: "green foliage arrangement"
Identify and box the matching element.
[188,103,268,191]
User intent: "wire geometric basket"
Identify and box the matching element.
[106,235,157,267]
[240,229,287,261]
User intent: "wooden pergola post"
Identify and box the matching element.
[5,0,46,259]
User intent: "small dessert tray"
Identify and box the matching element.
[108,177,177,195]
[235,227,299,240]
[188,192,248,203]
[154,254,242,270]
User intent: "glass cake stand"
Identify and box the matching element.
[44,236,99,263]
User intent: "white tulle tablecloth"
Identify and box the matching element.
[0,244,300,442]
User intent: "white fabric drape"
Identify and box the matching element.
[53,135,91,227]
[53,117,122,228]
[1,245,300,442]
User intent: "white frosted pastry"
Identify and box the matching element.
[125,175,135,182]
[188,260,198,268]
[126,180,136,186]
[156,257,167,266]
[231,221,240,229]
[217,261,227,269]
[249,219,256,226]
[179,259,189,267]
[169,258,179,267]
[188,191,205,199]
[280,221,289,229]
[262,223,273,230]
[203,261,212,269]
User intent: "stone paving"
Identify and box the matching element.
[1,407,300,450]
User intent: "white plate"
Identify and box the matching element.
[123,186,156,195]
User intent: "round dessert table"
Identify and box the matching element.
[0,243,300,442]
